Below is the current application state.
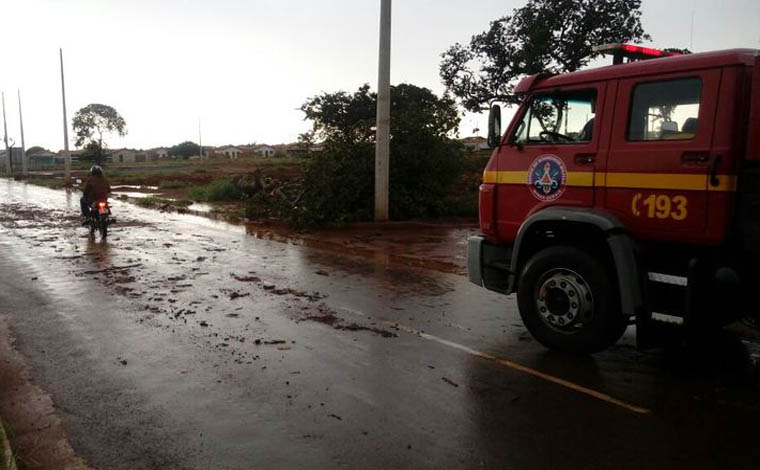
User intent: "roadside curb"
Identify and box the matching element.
[0,416,17,470]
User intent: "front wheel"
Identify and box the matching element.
[516,246,628,354]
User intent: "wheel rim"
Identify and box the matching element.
[535,268,594,334]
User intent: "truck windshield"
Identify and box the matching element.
[513,90,597,145]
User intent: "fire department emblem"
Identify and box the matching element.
[528,155,567,201]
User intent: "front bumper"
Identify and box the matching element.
[467,235,486,286]
[467,235,513,294]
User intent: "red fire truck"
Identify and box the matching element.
[468,44,760,353]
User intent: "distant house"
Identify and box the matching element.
[254,145,276,158]
[48,150,81,164]
[109,148,138,164]
[460,136,489,152]
[0,148,23,167]
[217,146,242,159]
[276,143,304,155]
[0,148,64,167]
[273,142,324,156]
[150,147,169,159]
[28,150,57,165]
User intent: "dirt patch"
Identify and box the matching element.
[301,305,397,338]
[0,203,80,230]
[0,315,90,470]
[230,273,261,283]
[339,323,397,338]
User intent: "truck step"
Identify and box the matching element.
[647,272,687,286]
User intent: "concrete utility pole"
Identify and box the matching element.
[2,92,10,175]
[374,0,391,221]
[18,90,27,176]
[199,119,203,159]
[60,48,71,182]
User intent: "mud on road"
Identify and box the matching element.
[2,182,760,470]
[0,200,397,354]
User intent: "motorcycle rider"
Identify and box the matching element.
[80,165,111,219]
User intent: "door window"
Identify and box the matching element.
[513,90,597,145]
[627,78,702,141]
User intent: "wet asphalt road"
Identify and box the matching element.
[1,180,760,470]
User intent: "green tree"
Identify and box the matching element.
[663,47,692,55]
[439,0,650,111]
[72,103,127,164]
[296,130,316,153]
[290,83,464,226]
[301,84,460,144]
[168,141,201,159]
[25,146,51,155]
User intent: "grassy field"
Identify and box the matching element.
[16,152,488,223]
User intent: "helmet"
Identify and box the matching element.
[90,165,103,177]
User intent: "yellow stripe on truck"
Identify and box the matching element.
[483,170,527,184]
[566,172,595,187]
[482,171,737,192]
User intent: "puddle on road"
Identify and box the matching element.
[187,203,213,213]
[112,185,160,191]
[113,191,165,199]
[245,224,466,276]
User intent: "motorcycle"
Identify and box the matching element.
[86,200,114,238]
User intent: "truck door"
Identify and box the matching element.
[493,83,605,239]
[604,70,721,241]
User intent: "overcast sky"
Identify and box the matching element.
[1,0,759,152]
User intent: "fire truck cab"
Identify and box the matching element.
[468,44,760,353]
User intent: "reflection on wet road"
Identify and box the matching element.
[1,180,759,470]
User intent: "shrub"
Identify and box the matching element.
[244,192,295,221]
[285,137,465,228]
[291,83,467,228]
[134,197,192,208]
[288,142,375,228]
[189,180,245,202]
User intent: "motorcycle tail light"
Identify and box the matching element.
[98,202,107,208]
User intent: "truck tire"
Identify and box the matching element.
[516,246,628,354]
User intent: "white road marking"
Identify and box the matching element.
[386,321,652,415]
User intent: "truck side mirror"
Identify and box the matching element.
[487,104,502,148]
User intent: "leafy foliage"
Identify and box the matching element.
[296,130,316,153]
[244,191,300,221]
[440,0,650,111]
[134,197,192,208]
[301,84,376,144]
[189,180,246,202]
[80,142,105,164]
[72,104,127,164]
[302,84,460,143]
[663,47,692,55]
[287,143,376,227]
[25,146,50,155]
[168,141,201,159]
[291,83,464,227]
